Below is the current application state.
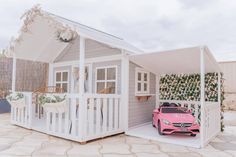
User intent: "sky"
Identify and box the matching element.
[0,0,236,61]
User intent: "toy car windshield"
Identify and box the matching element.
[160,102,178,107]
[161,107,188,113]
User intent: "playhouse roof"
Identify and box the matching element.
[129,46,221,75]
[48,12,143,54]
[11,8,142,63]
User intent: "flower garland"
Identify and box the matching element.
[5,5,77,57]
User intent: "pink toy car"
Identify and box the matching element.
[152,103,200,136]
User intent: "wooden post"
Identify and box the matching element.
[217,72,221,132]
[78,36,86,141]
[200,46,205,148]
[12,54,16,92]
[121,50,129,131]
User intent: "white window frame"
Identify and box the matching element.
[54,70,69,93]
[95,66,118,94]
[135,68,150,95]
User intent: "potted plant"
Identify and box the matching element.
[6,93,25,109]
[39,94,67,113]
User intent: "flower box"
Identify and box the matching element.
[9,98,26,109]
[42,100,67,113]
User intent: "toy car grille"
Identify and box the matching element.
[173,123,192,127]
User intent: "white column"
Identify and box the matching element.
[12,54,16,92]
[48,63,54,86]
[156,74,160,108]
[78,36,86,141]
[121,50,129,131]
[200,46,205,148]
[79,37,85,94]
[217,72,221,132]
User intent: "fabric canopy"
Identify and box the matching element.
[129,46,221,75]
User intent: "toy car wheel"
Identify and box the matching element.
[152,121,156,128]
[158,122,164,135]
[190,134,196,137]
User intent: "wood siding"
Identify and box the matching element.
[54,38,121,62]
[128,62,156,128]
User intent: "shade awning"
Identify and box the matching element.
[129,46,221,75]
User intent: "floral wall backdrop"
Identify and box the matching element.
[159,72,225,131]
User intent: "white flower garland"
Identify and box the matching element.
[5,4,77,57]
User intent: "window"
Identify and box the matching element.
[96,66,117,94]
[135,68,150,95]
[55,71,69,92]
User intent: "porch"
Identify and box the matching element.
[8,8,132,143]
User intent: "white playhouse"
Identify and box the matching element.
[7,6,221,148]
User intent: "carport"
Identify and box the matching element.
[126,46,221,148]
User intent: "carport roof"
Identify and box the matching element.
[129,46,221,75]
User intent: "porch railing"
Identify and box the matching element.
[203,101,221,145]
[11,92,32,129]
[10,92,123,143]
[83,94,122,141]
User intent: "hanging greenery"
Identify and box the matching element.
[159,72,225,131]
[38,94,66,106]
[6,93,24,101]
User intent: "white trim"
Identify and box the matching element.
[53,55,123,67]
[54,70,69,92]
[78,36,85,141]
[217,72,221,133]
[200,46,205,148]
[95,65,118,94]
[121,51,129,131]
[135,67,150,96]
[87,64,93,93]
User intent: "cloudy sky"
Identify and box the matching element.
[0,0,236,61]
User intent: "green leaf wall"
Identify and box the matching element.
[159,72,225,131]
[159,73,224,102]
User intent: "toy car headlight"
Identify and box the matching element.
[193,120,198,125]
[162,119,171,125]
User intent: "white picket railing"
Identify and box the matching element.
[203,101,221,145]
[13,93,124,142]
[83,94,123,141]
[41,94,79,140]
[11,92,32,129]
